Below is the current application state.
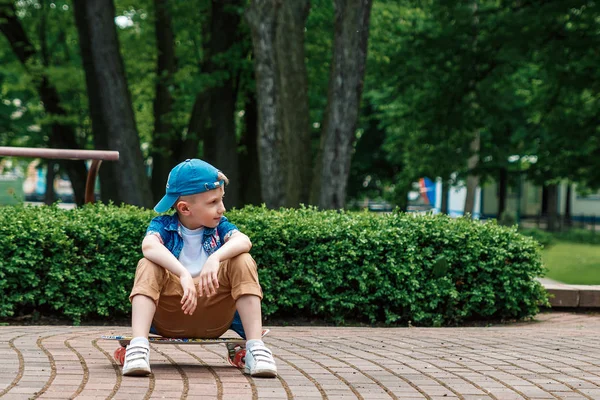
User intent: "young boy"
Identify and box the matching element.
[123,158,277,378]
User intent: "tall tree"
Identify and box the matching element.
[206,0,243,208]
[0,3,88,205]
[312,0,373,209]
[275,0,312,207]
[239,89,262,205]
[150,0,177,203]
[463,132,480,216]
[245,0,285,208]
[73,0,152,207]
[462,1,481,217]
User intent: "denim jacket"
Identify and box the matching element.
[145,213,239,258]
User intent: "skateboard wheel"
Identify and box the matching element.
[233,349,246,368]
[114,346,126,365]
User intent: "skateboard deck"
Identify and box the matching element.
[102,328,269,347]
[102,329,270,368]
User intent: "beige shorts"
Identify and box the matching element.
[129,253,263,338]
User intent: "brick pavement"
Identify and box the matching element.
[1,311,600,399]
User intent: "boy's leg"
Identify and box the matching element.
[124,258,169,377]
[134,253,276,377]
[220,254,277,378]
[153,252,263,339]
[129,257,170,337]
[131,295,156,338]
[236,295,263,340]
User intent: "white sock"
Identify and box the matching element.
[130,337,149,347]
[246,339,264,351]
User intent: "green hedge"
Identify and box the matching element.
[0,204,153,323]
[0,204,548,326]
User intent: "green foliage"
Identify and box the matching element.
[0,1,90,150]
[3,0,600,210]
[0,204,547,326]
[231,206,548,326]
[359,0,600,207]
[305,0,333,136]
[0,203,153,323]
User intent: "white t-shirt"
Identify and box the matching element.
[178,225,209,277]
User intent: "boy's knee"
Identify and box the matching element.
[228,253,257,271]
[129,258,168,304]
[220,253,261,298]
[136,258,167,279]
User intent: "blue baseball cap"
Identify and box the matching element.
[154,159,224,213]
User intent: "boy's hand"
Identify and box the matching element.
[180,272,197,315]
[198,255,220,297]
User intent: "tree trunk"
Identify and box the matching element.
[312,0,373,209]
[275,0,312,207]
[541,185,548,215]
[182,91,209,160]
[0,4,88,205]
[206,0,242,209]
[463,2,481,218]
[73,0,152,208]
[44,161,56,205]
[441,179,449,214]
[245,0,285,208]
[463,132,480,217]
[546,183,558,232]
[239,90,262,206]
[151,0,178,203]
[497,166,508,217]
[564,183,572,227]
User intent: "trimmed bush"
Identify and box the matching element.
[0,204,548,325]
[0,203,153,323]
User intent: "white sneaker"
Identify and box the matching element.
[122,340,151,376]
[244,342,277,378]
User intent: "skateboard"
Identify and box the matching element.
[102,329,270,368]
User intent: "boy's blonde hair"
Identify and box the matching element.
[217,171,229,186]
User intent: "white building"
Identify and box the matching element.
[409,178,600,224]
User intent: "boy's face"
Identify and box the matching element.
[177,187,225,229]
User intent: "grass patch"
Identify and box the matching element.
[542,241,600,284]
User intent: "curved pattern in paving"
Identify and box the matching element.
[1,312,599,399]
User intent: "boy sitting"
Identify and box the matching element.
[123,158,277,378]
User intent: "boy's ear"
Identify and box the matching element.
[176,200,190,214]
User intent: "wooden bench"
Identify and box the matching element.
[0,147,119,204]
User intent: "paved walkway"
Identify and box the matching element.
[1,311,600,400]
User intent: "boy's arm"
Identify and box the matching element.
[141,234,198,315]
[198,231,252,297]
[210,231,252,262]
[142,234,189,276]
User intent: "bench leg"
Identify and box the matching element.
[85,159,102,204]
